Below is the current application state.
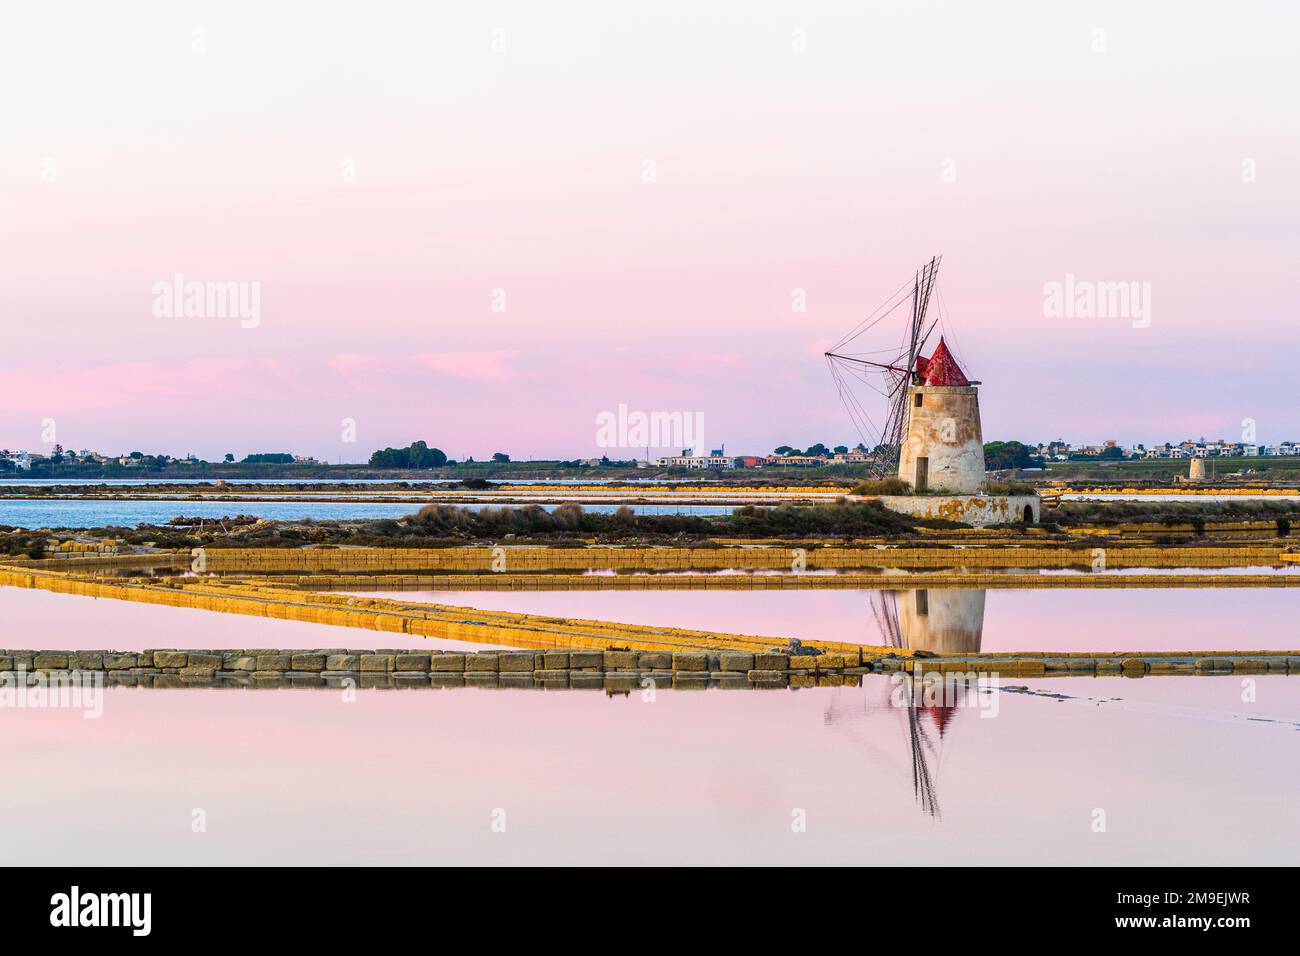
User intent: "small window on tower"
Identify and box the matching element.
[914,393,923,407]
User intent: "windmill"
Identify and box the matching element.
[824,257,944,479]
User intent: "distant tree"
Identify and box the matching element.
[805,443,830,458]
[1098,446,1124,460]
[241,453,295,464]
[491,452,510,463]
[224,453,235,463]
[773,445,795,455]
[983,440,1037,470]
[833,445,848,455]
[368,441,448,469]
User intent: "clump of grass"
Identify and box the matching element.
[850,477,912,496]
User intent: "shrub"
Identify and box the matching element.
[850,477,912,496]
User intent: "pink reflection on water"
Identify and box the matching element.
[2,587,1300,864]
[1,667,1298,865]
[370,588,1300,654]
[0,586,502,652]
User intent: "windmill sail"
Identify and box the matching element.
[825,256,942,478]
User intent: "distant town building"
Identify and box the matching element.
[656,449,736,469]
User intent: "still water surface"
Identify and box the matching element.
[2,585,1297,865]
[0,499,734,528]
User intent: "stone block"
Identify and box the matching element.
[429,654,465,672]
[672,652,708,672]
[465,653,499,672]
[498,652,537,673]
[603,650,638,671]
[638,651,672,669]
[754,652,789,671]
[394,654,431,672]
[569,651,603,671]
[290,653,326,672]
[153,651,188,669]
[69,652,104,671]
[359,654,394,672]
[221,652,256,670]
[718,651,754,673]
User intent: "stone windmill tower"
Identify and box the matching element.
[897,337,985,493]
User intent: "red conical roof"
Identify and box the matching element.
[914,337,969,387]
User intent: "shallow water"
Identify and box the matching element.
[3,584,1298,865]
[0,498,735,529]
[366,587,1300,654]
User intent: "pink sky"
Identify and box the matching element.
[3,3,1298,460]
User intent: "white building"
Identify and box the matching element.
[657,453,735,469]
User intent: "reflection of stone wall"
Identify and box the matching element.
[876,494,1040,527]
[897,589,986,654]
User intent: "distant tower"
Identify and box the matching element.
[1189,457,1206,481]
[897,337,985,493]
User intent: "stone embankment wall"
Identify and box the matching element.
[0,565,881,656]
[196,544,1284,573]
[258,571,1300,591]
[4,646,1297,691]
[874,494,1040,527]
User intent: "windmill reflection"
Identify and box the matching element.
[824,588,987,821]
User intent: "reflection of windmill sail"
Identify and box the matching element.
[904,683,942,820]
[869,590,903,648]
[825,588,989,821]
[825,257,942,478]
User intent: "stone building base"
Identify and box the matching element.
[876,494,1041,527]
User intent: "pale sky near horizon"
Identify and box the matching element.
[3,1,1298,461]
